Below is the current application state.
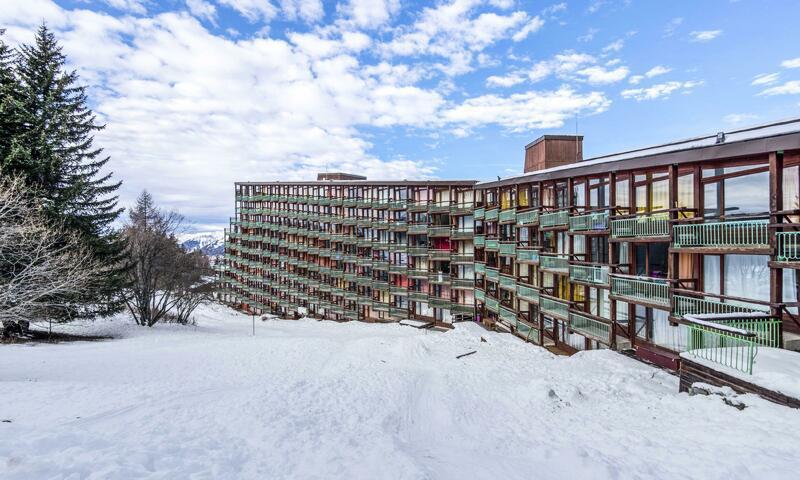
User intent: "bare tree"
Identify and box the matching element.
[0,175,110,333]
[123,191,212,326]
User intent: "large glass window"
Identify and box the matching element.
[703,165,769,218]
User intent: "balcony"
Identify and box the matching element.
[499,242,516,257]
[540,210,569,228]
[407,201,428,213]
[409,291,429,303]
[777,231,800,261]
[451,228,473,240]
[407,246,429,256]
[498,274,516,291]
[428,226,452,237]
[498,208,516,224]
[428,249,452,261]
[569,312,611,343]
[473,207,485,219]
[408,269,429,279]
[569,211,609,232]
[517,247,539,264]
[569,264,609,285]
[610,275,670,307]
[451,203,473,216]
[451,253,474,263]
[610,213,669,239]
[517,284,539,304]
[474,263,485,274]
[485,267,500,282]
[485,297,499,313]
[407,224,428,235]
[672,294,769,317]
[428,272,451,284]
[474,235,485,247]
[484,208,499,221]
[673,220,768,249]
[540,296,569,320]
[429,202,452,214]
[485,239,499,251]
[499,306,517,324]
[516,210,538,226]
[539,254,569,273]
[474,289,485,302]
[451,278,474,289]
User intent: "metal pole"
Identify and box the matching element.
[252,313,255,336]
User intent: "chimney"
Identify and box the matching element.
[317,172,367,181]
[523,135,583,173]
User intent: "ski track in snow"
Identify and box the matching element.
[1,303,799,480]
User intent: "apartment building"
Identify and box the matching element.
[220,118,800,377]
[474,119,800,370]
[220,180,477,325]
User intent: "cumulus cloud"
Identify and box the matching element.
[690,30,722,42]
[621,80,703,101]
[103,0,147,15]
[645,65,670,78]
[186,0,217,24]
[486,72,525,88]
[339,0,400,28]
[576,65,629,84]
[512,16,545,42]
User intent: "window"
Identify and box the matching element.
[703,164,769,218]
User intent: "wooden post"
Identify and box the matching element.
[608,172,617,349]
[769,152,784,323]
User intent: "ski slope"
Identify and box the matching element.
[1,304,798,479]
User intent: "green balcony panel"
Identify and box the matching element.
[540,255,569,272]
[475,289,485,302]
[540,297,569,320]
[499,242,516,256]
[428,226,452,237]
[484,208,499,221]
[672,295,769,317]
[451,228,473,240]
[485,239,499,251]
[407,246,429,256]
[673,220,768,249]
[516,210,539,226]
[517,248,539,264]
[569,211,609,232]
[473,207,485,219]
[499,275,517,291]
[485,267,499,282]
[474,235,485,247]
[569,265,609,285]
[540,210,569,228]
[610,276,670,307]
[610,213,669,238]
[485,297,499,313]
[498,208,516,224]
[451,253,473,263]
[408,224,428,235]
[499,306,516,324]
[569,312,610,343]
[517,284,539,304]
[474,263,485,274]
[429,249,451,261]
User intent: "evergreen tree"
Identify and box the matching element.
[0,29,24,163]
[6,24,127,318]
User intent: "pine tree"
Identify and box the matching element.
[0,29,24,163]
[7,24,127,318]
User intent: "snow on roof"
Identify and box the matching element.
[478,117,800,186]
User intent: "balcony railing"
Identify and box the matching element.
[517,284,539,304]
[499,242,516,257]
[484,239,499,251]
[569,312,610,343]
[569,211,609,232]
[485,267,499,282]
[473,207,485,219]
[451,228,473,240]
[569,264,609,285]
[673,220,768,249]
[777,231,800,261]
[474,235,485,247]
[539,254,569,273]
[672,295,769,317]
[516,210,538,226]
[610,213,669,238]
[540,296,569,320]
[499,208,516,224]
[517,248,539,264]
[540,210,569,228]
[610,275,670,307]
[485,208,499,221]
[429,249,452,261]
[499,274,516,291]
[485,297,499,313]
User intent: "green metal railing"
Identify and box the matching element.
[485,267,499,282]
[499,208,516,223]
[499,275,516,291]
[569,312,610,343]
[474,235,485,247]
[685,320,760,374]
[672,295,769,317]
[428,226,452,237]
[540,255,569,272]
[517,248,539,264]
[777,232,800,261]
[475,289,485,302]
[485,208,499,221]
[499,242,516,256]
[610,213,669,238]
[517,285,539,303]
[569,211,609,232]
[610,276,670,307]
[516,210,538,226]
[485,297,499,313]
[540,297,569,319]
[540,210,569,228]
[673,220,768,248]
[569,265,609,285]
[499,306,516,324]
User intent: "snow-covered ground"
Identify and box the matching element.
[2,304,799,480]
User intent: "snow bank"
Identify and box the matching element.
[2,304,799,479]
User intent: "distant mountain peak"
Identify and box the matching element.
[179,230,225,258]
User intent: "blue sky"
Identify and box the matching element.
[2,0,800,230]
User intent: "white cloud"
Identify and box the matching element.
[279,0,324,23]
[723,113,758,125]
[645,65,670,78]
[628,74,643,85]
[542,3,567,16]
[752,72,780,86]
[441,86,611,131]
[781,57,800,69]
[217,0,278,23]
[576,65,629,84]
[512,16,544,42]
[690,30,722,42]
[577,28,598,42]
[621,80,703,101]
[340,0,400,28]
[486,72,525,87]
[102,0,147,14]
[758,80,800,96]
[602,39,623,52]
[186,0,217,24]
[380,0,531,75]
